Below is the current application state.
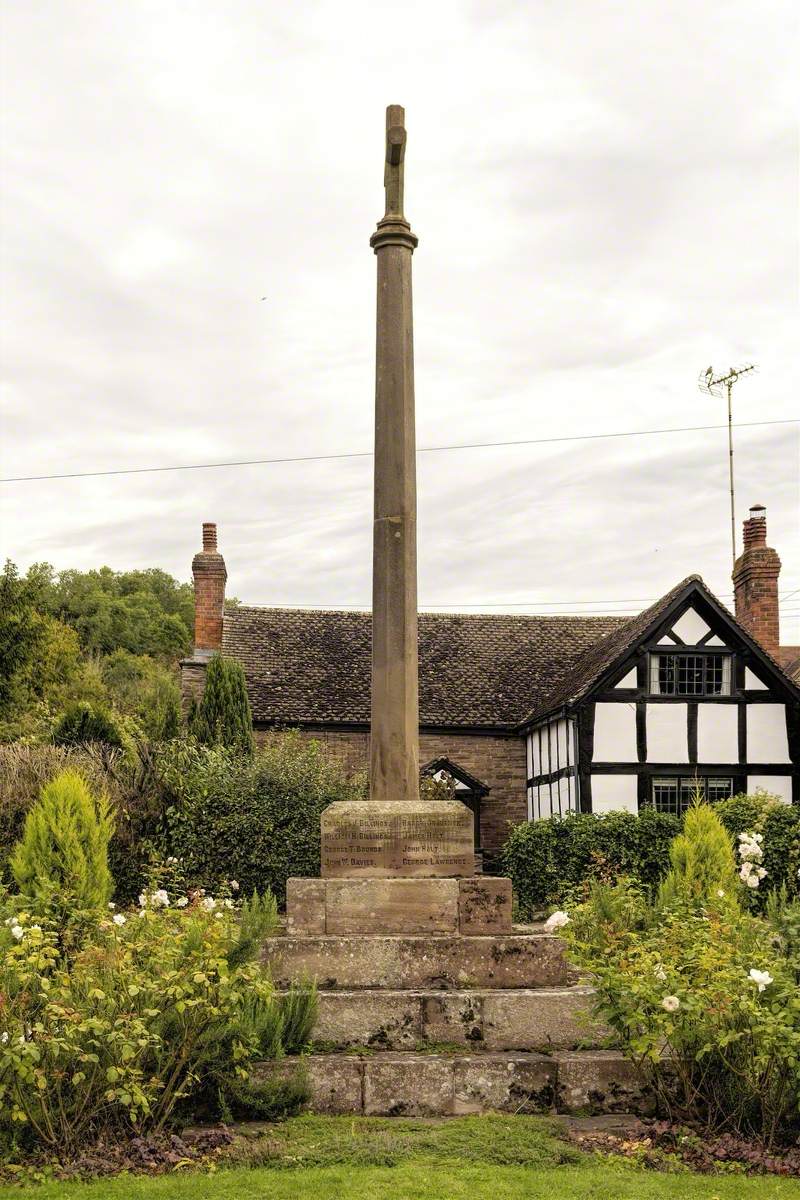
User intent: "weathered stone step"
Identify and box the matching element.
[305,985,600,1051]
[259,1050,653,1117]
[262,931,573,990]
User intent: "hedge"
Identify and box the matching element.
[499,795,800,918]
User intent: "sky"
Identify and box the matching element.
[1,0,798,639]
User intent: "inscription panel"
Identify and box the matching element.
[321,800,474,878]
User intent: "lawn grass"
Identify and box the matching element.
[1,1115,797,1199]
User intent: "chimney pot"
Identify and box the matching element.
[202,522,217,552]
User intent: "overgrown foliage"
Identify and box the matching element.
[561,805,800,1147]
[188,655,254,754]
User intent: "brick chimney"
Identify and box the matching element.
[733,504,781,657]
[191,522,227,656]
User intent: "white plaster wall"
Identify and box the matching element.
[529,732,540,778]
[706,635,725,647]
[745,668,768,690]
[591,775,638,814]
[556,718,569,770]
[747,776,793,805]
[671,607,711,645]
[647,703,689,762]
[615,668,637,688]
[747,704,790,763]
[593,703,638,762]
[697,704,739,763]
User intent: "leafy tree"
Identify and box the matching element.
[0,561,46,716]
[190,654,254,754]
[10,769,114,919]
[101,649,181,740]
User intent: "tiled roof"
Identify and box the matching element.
[779,647,800,683]
[222,607,628,729]
[520,575,703,724]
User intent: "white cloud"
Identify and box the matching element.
[1,0,797,639]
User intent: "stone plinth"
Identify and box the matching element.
[285,876,512,937]
[320,800,474,878]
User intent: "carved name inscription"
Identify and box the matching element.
[321,800,474,878]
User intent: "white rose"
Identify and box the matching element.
[113,914,126,926]
[201,896,217,912]
[746,875,760,889]
[1,1032,8,1044]
[545,911,570,931]
[108,902,116,910]
[176,897,189,908]
[229,880,240,892]
[748,969,773,993]
[215,911,224,919]
[654,965,667,982]
[661,995,680,1013]
[10,926,23,941]
[152,889,169,908]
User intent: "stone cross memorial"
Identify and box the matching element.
[286,105,512,934]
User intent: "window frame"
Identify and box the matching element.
[647,775,734,815]
[648,651,733,698]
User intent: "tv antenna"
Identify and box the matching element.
[698,363,757,573]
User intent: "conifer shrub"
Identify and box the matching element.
[656,803,738,910]
[189,654,254,754]
[9,770,113,923]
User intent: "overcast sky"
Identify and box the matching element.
[1,0,798,639]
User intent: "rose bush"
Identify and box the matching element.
[558,806,800,1147]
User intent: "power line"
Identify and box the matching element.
[1,418,796,484]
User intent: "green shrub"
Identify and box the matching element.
[499,808,681,918]
[657,803,738,910]
[9,770,113,924]
[0,884,302,1151]
[158,731,362,906]
[189,654,253,754]
[52,701,126,749]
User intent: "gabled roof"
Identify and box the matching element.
[521,575,800,726]
[221,607,627,729]
[421,756,491,795]
[779,647,800,683]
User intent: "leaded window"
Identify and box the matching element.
[649,653,731,697]
[649,776,733,814]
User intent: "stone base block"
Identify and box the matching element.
[309,986,599,1051]
[554,1050,656,1115]
[264,1051,652,1117]
[285,876,512,937]
[262,931,574,990]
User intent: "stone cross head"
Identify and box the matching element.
[383,104,406,217]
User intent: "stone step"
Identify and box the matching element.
[259,1050,654,1117]
[262,931,573,990]
[306,986,601,1051]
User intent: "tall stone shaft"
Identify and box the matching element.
[369,104,420,805]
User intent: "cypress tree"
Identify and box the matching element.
[190,654,254,755]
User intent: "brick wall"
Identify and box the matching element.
[255,724,528,856]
